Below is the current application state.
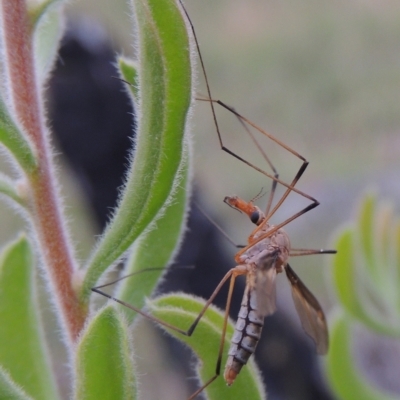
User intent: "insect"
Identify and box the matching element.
[175,3,336,391]
[221,194,333,385]
[93,0,336,398]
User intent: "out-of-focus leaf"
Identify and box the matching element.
[0,97,37,173]
[372,203,398,307]
[357,195,376,278]
[28,0,62,26]
[376,203,392,270]
[326,310,398,400]
[32,0,65,85]
[333,228,400,336]
[148,293,266,400]
[395,221,400,312]
[0,236,59,400]
[0,173,25,207]
[74,305,136,400]
[0,366,33,400]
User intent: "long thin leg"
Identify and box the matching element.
[92,286,189,334]
[290,249,337,256]
[237,200,319,261]
[188,267,241,400]
[214,99,319,224]
[234,113,278,216]
[196,98,315,204]
[197,96,320,242]
[91,265,246,338]
[216,99,306,162]
[219,102,279,217]
[179,0,316,217]
[93,265,247,399]
[179,0,323,262]
[94,267,166,290]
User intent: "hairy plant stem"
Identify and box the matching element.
[0,0,86,343]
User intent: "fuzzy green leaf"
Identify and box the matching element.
[376,203,392,270]
[356,196,393,296]
[333,228,366,317]
[0,367,33,400]
[0,97,37,173]
[333,228,400,336]
[118,56,140,102]
[372,202,398,312]
[31,0,65,85]
[0,173,25,207]
[82,0,193,302]
[357,194,376,278]
[148,293,266,400]
[28,0,63,26]
[0,236,59,400]
[74,305,136,400]
[326,310,398,400]
[395,221,400,312]
[116,151,190,324]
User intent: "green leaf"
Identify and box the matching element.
[333,228,366,317]
[326,310,398,400]
[0,97,37,173]
[28,0,63,27]
[333,228,400,336]
[0,236,59,400]
[82,0,193,302]
[115,148,190,323]
[395,221,400,312]
[376,202,392,270]
[357,194,376,278]
[0,173,25,207]
[0,367,33,400]
[357,196,394,296]
[74,305,136,400]
[31,0,65,85]
[148,293,266,400]
[372,202,398,311]
[118,56,140,102]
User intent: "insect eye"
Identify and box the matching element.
[250,210,260,224]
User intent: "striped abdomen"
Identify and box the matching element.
[224,284,263,385]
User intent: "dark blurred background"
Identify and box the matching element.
[2,1,399,399]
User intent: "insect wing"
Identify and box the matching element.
[285,264,328,354]
[255,253,278,317]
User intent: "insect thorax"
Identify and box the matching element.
[239,224,290,269]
